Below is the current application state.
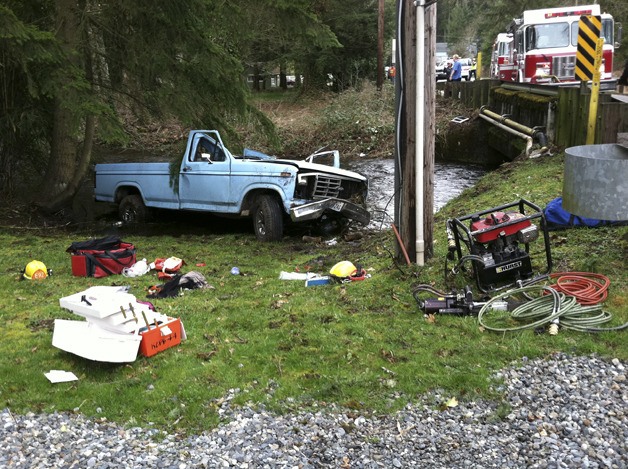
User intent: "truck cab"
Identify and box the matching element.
[94,130,370,241]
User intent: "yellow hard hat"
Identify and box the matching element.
[23,260,49,280]
[329,261,357,278]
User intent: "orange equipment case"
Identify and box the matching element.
[139,317,182,357]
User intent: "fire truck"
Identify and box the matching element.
[495,4,619,83]
[491,33,513,78]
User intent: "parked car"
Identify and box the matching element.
[437,57,475,81]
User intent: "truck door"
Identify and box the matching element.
[178,134,234,212]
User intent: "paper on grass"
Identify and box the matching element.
[45,370,79,383]
[279,271,322,280]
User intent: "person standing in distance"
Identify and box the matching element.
[469,58,477,81]
[449,54,462,82]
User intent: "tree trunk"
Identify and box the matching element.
[253,64,261,92]
[280,62,287,90]
[40,0,94,212]
[301,57,328,93]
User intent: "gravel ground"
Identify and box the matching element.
[2,353,626,468]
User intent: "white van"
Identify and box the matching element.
[459,58,474,81]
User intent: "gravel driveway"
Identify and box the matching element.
[2,353,626,468]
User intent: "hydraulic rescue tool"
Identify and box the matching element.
[446,199,552,292]
[413,285,508,316]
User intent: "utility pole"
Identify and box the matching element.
[394,0,435,265]
[377,0,385,90]
[424,2,436,261]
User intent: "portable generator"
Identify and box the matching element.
[446,199,552,292]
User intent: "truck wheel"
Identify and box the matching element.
[119,194,148,224]
[253,195,283,242]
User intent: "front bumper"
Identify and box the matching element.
[290,198,370,225]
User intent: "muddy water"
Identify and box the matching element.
[349,158,488,230]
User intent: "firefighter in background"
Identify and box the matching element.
[388,65,396,83]
[469,59,477,81]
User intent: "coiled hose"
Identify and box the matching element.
[478,284,628,333]
[548,272,610,305]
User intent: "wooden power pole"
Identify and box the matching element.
[377,0,385,90]
[424,2,436,260]
[394,0,435,264]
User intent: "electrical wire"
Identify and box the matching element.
[378,186,401,232]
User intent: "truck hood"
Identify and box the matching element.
[251,158,367,182]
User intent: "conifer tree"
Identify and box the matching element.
[2,0,255,209]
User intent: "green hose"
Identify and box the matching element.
[478,285,626,333]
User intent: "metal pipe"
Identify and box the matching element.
[478,114,533,156]
[546,102,556,143]
[500,83,559,97]
[480,106,548,152]
[480,107,534,136]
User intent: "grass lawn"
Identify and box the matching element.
[1,150,626,436]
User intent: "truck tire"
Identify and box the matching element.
[253,195,283,242]
[119,194,148,224]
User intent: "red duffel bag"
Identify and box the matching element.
[67,236,137,278]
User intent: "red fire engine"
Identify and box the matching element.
[491,33,513,78]
[495,4,618,83]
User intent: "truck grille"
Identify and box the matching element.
[553,55,576,80]
[295,171,367,206]
[312,175,342,198]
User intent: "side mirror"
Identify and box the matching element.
[615,22,622,48]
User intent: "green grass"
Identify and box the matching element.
[1,153,627,437]
[0,156,628,432]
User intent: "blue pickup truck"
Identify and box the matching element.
[94,130,370,241]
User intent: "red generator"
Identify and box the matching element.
[447,199,552,292]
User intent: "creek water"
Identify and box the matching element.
[349,158,488,231]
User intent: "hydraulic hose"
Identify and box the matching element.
[411,284,451,311]
[478,285,628,333]
[548,272,610,305]
[478,285,560,332]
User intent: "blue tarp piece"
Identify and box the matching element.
[544,197,627,231]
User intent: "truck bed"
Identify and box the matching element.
[95,162,180,209]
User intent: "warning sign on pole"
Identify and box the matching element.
[575,15,602,81]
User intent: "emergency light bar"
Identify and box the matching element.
[545,10,592,19]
